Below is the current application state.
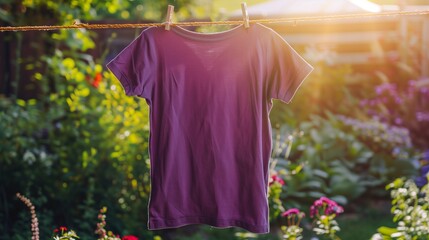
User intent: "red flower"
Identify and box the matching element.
[60,226,68,232]
[85,72,103,88]
[92,72,102,88]
[122,235,139,240]
[53,228,59,233]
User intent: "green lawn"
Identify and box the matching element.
[337,213,395,239]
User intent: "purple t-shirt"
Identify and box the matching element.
[106,23,313,234]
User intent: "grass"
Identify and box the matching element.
[337,212,395,239]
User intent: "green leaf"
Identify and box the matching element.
[387,178,404,190]
[0,8,13,23]
[306,191,325,198]
[16,99,26,107]
[313,169,329,179]
[330,175,366,199]
[330,195,347,205]
[377,226,397,237]
[28,99,37,105]
[300,181,323,190]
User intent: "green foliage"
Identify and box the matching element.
[270,113,417,211]
[269,181,286,222]
[2,0,196,24]
[0,68,153,239]
[312,215,341,240]
[279,208,305,240]
[281,225,303,240]
[373,178,429,240]
[270,50,355,126]
[0,9,154,238]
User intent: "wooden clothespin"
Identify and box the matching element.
[241,2,250,29]
[165,5,174,30]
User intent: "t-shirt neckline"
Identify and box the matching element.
[171,24,248,41]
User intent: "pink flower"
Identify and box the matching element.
[310,205,317,218]
[313,196,333,208]
[326,204,344,215]
[320,197,335,204]
[310,197,343,218]
[281,208,304,217]
[281,208,305,226]
[122,235,139,240]
[269,174,285,186]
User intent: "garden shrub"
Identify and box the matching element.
[269,113,417,213]
[373,177,429,240]
[0,66,154,238]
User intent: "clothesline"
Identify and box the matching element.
[0,10,428,32]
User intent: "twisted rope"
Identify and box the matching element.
[0,10,428,32]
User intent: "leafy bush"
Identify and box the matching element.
[373,177,429,239]
[0,24,155,237]
[0,65,153,238]
[270,113,417,211]
[270,51,356,126]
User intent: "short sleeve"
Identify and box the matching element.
[106,28,156,99]
[266,30,313,104]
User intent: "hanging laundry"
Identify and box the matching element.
[106,23,313,234]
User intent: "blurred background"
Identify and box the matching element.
[1,0,429,239]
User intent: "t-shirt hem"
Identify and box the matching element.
[148,216,269,234]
